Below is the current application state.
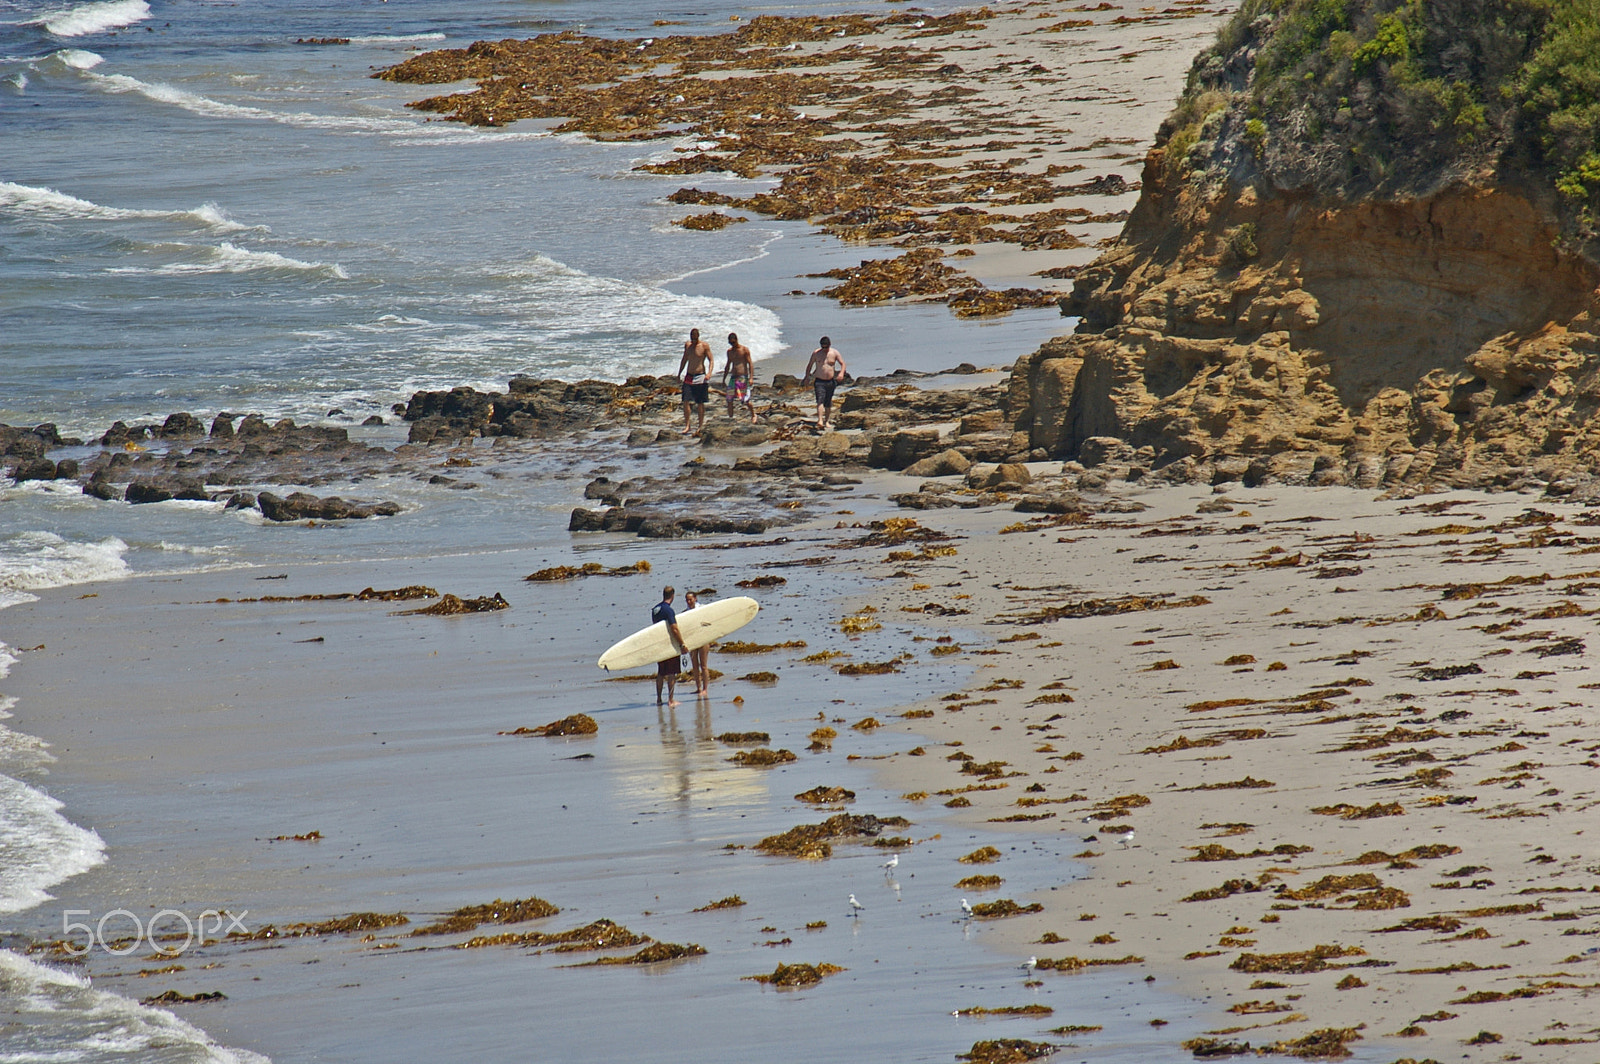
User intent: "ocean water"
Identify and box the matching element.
[0,0,1114,1059]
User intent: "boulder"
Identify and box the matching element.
[968,462,1032,490]
[210,414,235,438]
[1078,436,1134,468]
[83,477,121,501]
[866,427,943,470]
[1013,493,1084,514]
[257,491,401,522]
[569,507,607,532]
[903,448,972,478]
[0,426,48,458]
[11,458,58,482]
[125,476,208,504]
[958,410,1008,435]
[159,413,206,438]
[953,431,1027,463]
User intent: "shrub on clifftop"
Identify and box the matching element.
[1162,0,1600,242]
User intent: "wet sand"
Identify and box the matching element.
[2,489,1203,1063]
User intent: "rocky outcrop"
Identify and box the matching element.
[258,492,402,522]
[1006,1,1600,491]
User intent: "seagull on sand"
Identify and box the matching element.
[960,898,974,918]
[636,38,653,51]
[849,893,865,916]
[881,854,899,873]
[1112,829,1135,849]
[1021,956,1038,973]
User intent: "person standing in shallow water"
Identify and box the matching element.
[683,590,711,696]
[802,335,846,432]
[653,585,687,707]
[722,332,756,424]
[678,328,713,435]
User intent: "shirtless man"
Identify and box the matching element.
[802,335,847,431]
[678,328,714,435]
[722,332,756,424]
[652,585,688,707]
[683,590,710,695]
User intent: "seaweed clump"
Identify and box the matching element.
[717,731,772,744]
[142,990,226,1005]
[1263,1028,1363,1059]
[499,714,598,737]
[971,899,1044,919]
[1228,944,1365,974]
[525,560,650,581]
[454,918,647,953]
[1311,801,1406,819]
[730,747,798,766]
[960,846,1003,864]
[755,813,911,859]
[956,874,1004,890]
[795,786,856,803]
[959,1040,1058,1063]
[238,912,410,940]
[412,897,559,936]
[397,592,509,615]
[691,896,747,912]
[574,941,706,965]
[744,962,845,986]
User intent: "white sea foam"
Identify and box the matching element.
[74,65,553,142]
[0,533,130,609]
[0,773,104,914]
[38,0,150,37]
[0,950,271,1063]
[347,31,446,43]
[53,46,103,68]
[0,179,261,233]
[494,254,785,364]
[108,241,349,279]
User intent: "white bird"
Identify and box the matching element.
[881,854,899,872]
[915,20,926,28]
[670,94,685,103]
[635,38,653,51]
[835,29,847,37]
[783,42,799,51]
[849,893,865,916]
[1021,956,1038,973]
[960,897,973,918]
[1113,829,1135,849]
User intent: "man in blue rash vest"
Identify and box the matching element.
[653,585,688,707]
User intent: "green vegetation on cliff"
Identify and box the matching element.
[1162,0,1600,236]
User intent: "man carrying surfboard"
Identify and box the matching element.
[652,586,688,707]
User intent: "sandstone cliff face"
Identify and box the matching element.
[1008,155,1600,489]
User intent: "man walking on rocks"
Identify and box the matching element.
[653,585,688,708]
[723,332,756,424]
[678,328,713,435]
[803,335,846,432]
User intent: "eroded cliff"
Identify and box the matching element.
[1010,0,1600,490]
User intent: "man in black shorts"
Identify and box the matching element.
[802,335,847,431]
[678,328,713,435]
[652,585,687,707]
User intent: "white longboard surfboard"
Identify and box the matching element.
[597,596,761,671]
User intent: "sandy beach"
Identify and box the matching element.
[12,2,1598,1063]
[857,476,1600,1060]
